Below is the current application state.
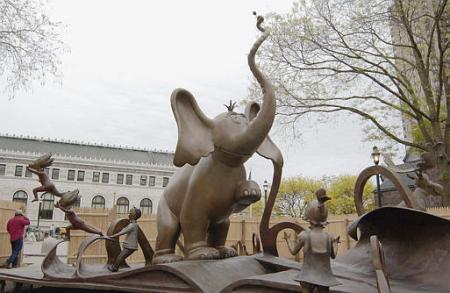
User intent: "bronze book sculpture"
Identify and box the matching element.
[0,12,449,293]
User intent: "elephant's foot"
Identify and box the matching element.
[152,249,183,264]
[186,246,220,261]
[216,246,237,259]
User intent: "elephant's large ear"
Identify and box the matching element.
[171,89,214,167]
[245,102,283,167]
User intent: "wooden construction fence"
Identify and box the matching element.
[67,207,450,264]
[0,200,26,265]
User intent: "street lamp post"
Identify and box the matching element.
[371,146,382,208]
[263,180,269,206]
[37,201,42,228]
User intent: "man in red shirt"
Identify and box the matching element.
[1,210,30,268]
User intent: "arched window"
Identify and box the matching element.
[12,190,28,206]
[91,195,105,209]
[40,193,55,220]
[116,197,129,214]
[140,198,153,215]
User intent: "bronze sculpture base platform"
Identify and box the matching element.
[0,207,449,292]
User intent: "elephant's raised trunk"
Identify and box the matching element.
[231,14,276,154]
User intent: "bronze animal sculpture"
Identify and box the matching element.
[2,13,450,293]
[374,147,444,211]
[399,172,443,210]
[152,14,281,264]
[284,189,340,293]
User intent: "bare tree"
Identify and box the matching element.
[0,0,65,97]
[257,0,450,203]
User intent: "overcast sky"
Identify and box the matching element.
[0,0,385,186]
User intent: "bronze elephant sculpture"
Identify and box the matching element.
[153,15,282,264]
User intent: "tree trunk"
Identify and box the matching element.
[437,165,450,206]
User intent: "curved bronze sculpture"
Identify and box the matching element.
[355,147,446,215]
[3,12,450,293]
[370,235,390,293]
[105,218,154,268]
[353,165,418,215]
[259,161,303,256]
[152,14,282,264]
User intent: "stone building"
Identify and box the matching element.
[0,134,175,229]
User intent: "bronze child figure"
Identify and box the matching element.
[107,207,142,272]
[55,201,103,240]
[284,189,341,293]
[27,166,62,202]
[27,154,79,205]
[27,154,61,202]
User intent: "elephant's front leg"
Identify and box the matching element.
[207,219,237,259]
[180,209,220,261]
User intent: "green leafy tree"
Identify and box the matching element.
[275,176,324,218]
[327,175,375,214]
[250,175,375,218]
[0,0,66,97]
[254,0,450,204]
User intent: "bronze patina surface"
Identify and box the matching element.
[284,190,340,293]
[1,13,449,293]
[152,13,282,264]
[4,207,449,292]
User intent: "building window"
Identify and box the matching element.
[15,165,23,177]
[44,168,50,175]
[93,171,100,183]
[92,195,105,209]
[40,193,54,220]
[116,197,129,214]
[163,177,169,187]
[12,190,28,206]
[0,164,5,176]
[102,173,109,183]
[126,174,133,185]
[140,198,152,215]
[117,174,124,184]
[77,170,85,181]
[25,168,32,177]
[149,176,155,187]
[67,170,75,181]
[51,168,59,180]
[140,176,147,186]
